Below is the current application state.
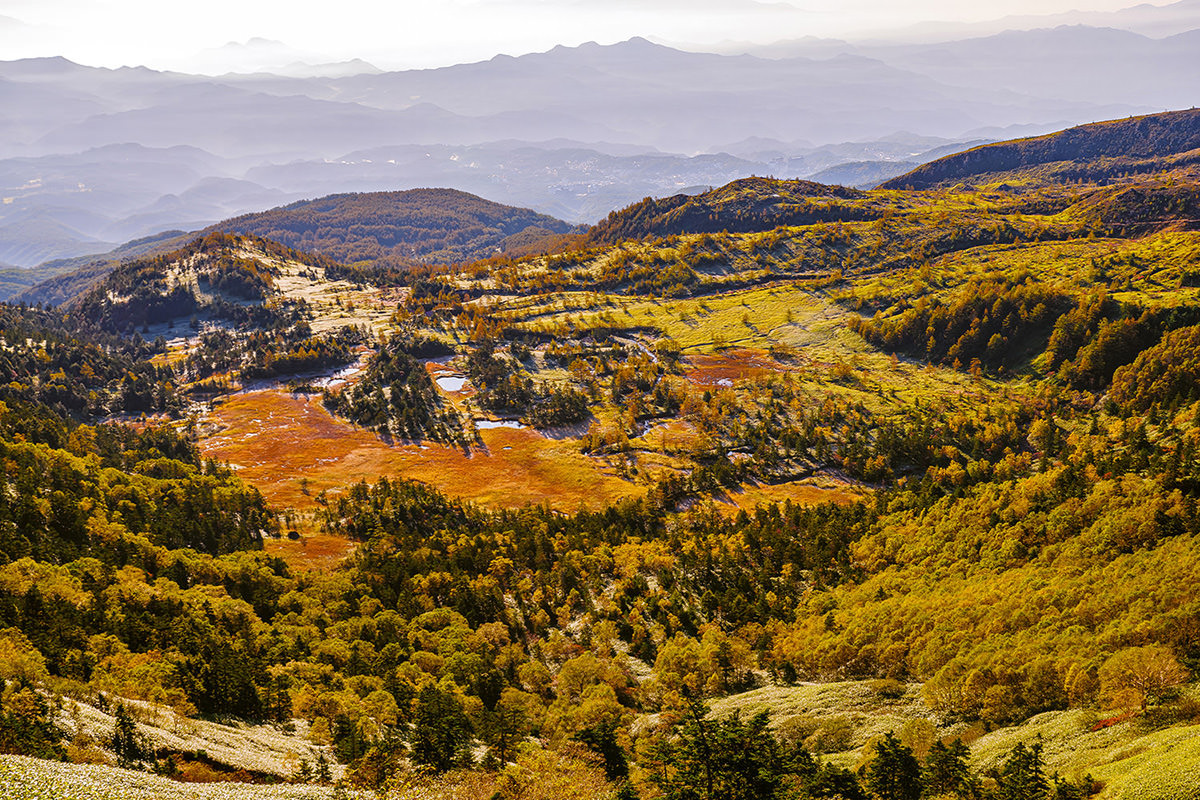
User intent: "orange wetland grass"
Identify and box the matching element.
[682,348,784,387]
[198,384,855,570]
[198,388,642,508]
[266,522,358,572]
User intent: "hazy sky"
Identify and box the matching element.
[0,0,1170,71]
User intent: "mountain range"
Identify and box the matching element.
[18,105,1200,310]
[0,18,1196,272]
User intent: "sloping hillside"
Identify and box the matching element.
[15,189,577,306]
[71,232,330,331]
[208,188,577,269]
[881,107,1200,189]
[9,229,194,306]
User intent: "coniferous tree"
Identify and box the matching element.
[410,685,473,773]
[863,732,921,800]
[997,742,1049,800]
[481,696,530,766]
[575,720,629,781]
[923,738,972,797]
[0,681,63,760]
[112,703,141,769]
[648,699,799,800]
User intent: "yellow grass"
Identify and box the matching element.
[270,259,402,336]
[499,283,1008,414]
[266,528,358,572]
[505,284,832,354]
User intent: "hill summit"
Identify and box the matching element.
[587,177,870,244]
[207,188,576,269]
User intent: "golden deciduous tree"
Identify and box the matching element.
[1099,645,1190,710]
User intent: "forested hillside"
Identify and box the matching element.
[209,189,578,271]
[14,190,578,309]
[587,178,873,245]
[3,111,1200,800]
[882,107,1200,190]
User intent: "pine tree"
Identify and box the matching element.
[997,741,1049,800]
[648,699,798,800]
[112,703,141,769]
[315,752,332,783]
[923,738,972,796]
[410,685,472,773]
[482,697,530,766]
[863,732,921,800]
[575,720,629,781]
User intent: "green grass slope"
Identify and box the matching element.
[711,682,1200,799]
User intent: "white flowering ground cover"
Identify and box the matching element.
[57,696,340,779]
[0,755,370,800]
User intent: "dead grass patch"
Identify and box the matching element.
[265,529,358,572]
[683,348,785,387]
[199,390,642,515]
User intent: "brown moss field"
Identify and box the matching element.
[198,389,643,515]
[266,528,359,571]
[196,388,857,565]
[682,348,785,386]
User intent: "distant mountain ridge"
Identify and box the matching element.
[23,105,1200,307]
[4,28,1166,268]
[896,0,1200,41]
[2,39,1099,161]
[881,108,1200,190]
[732,25,1198,115]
